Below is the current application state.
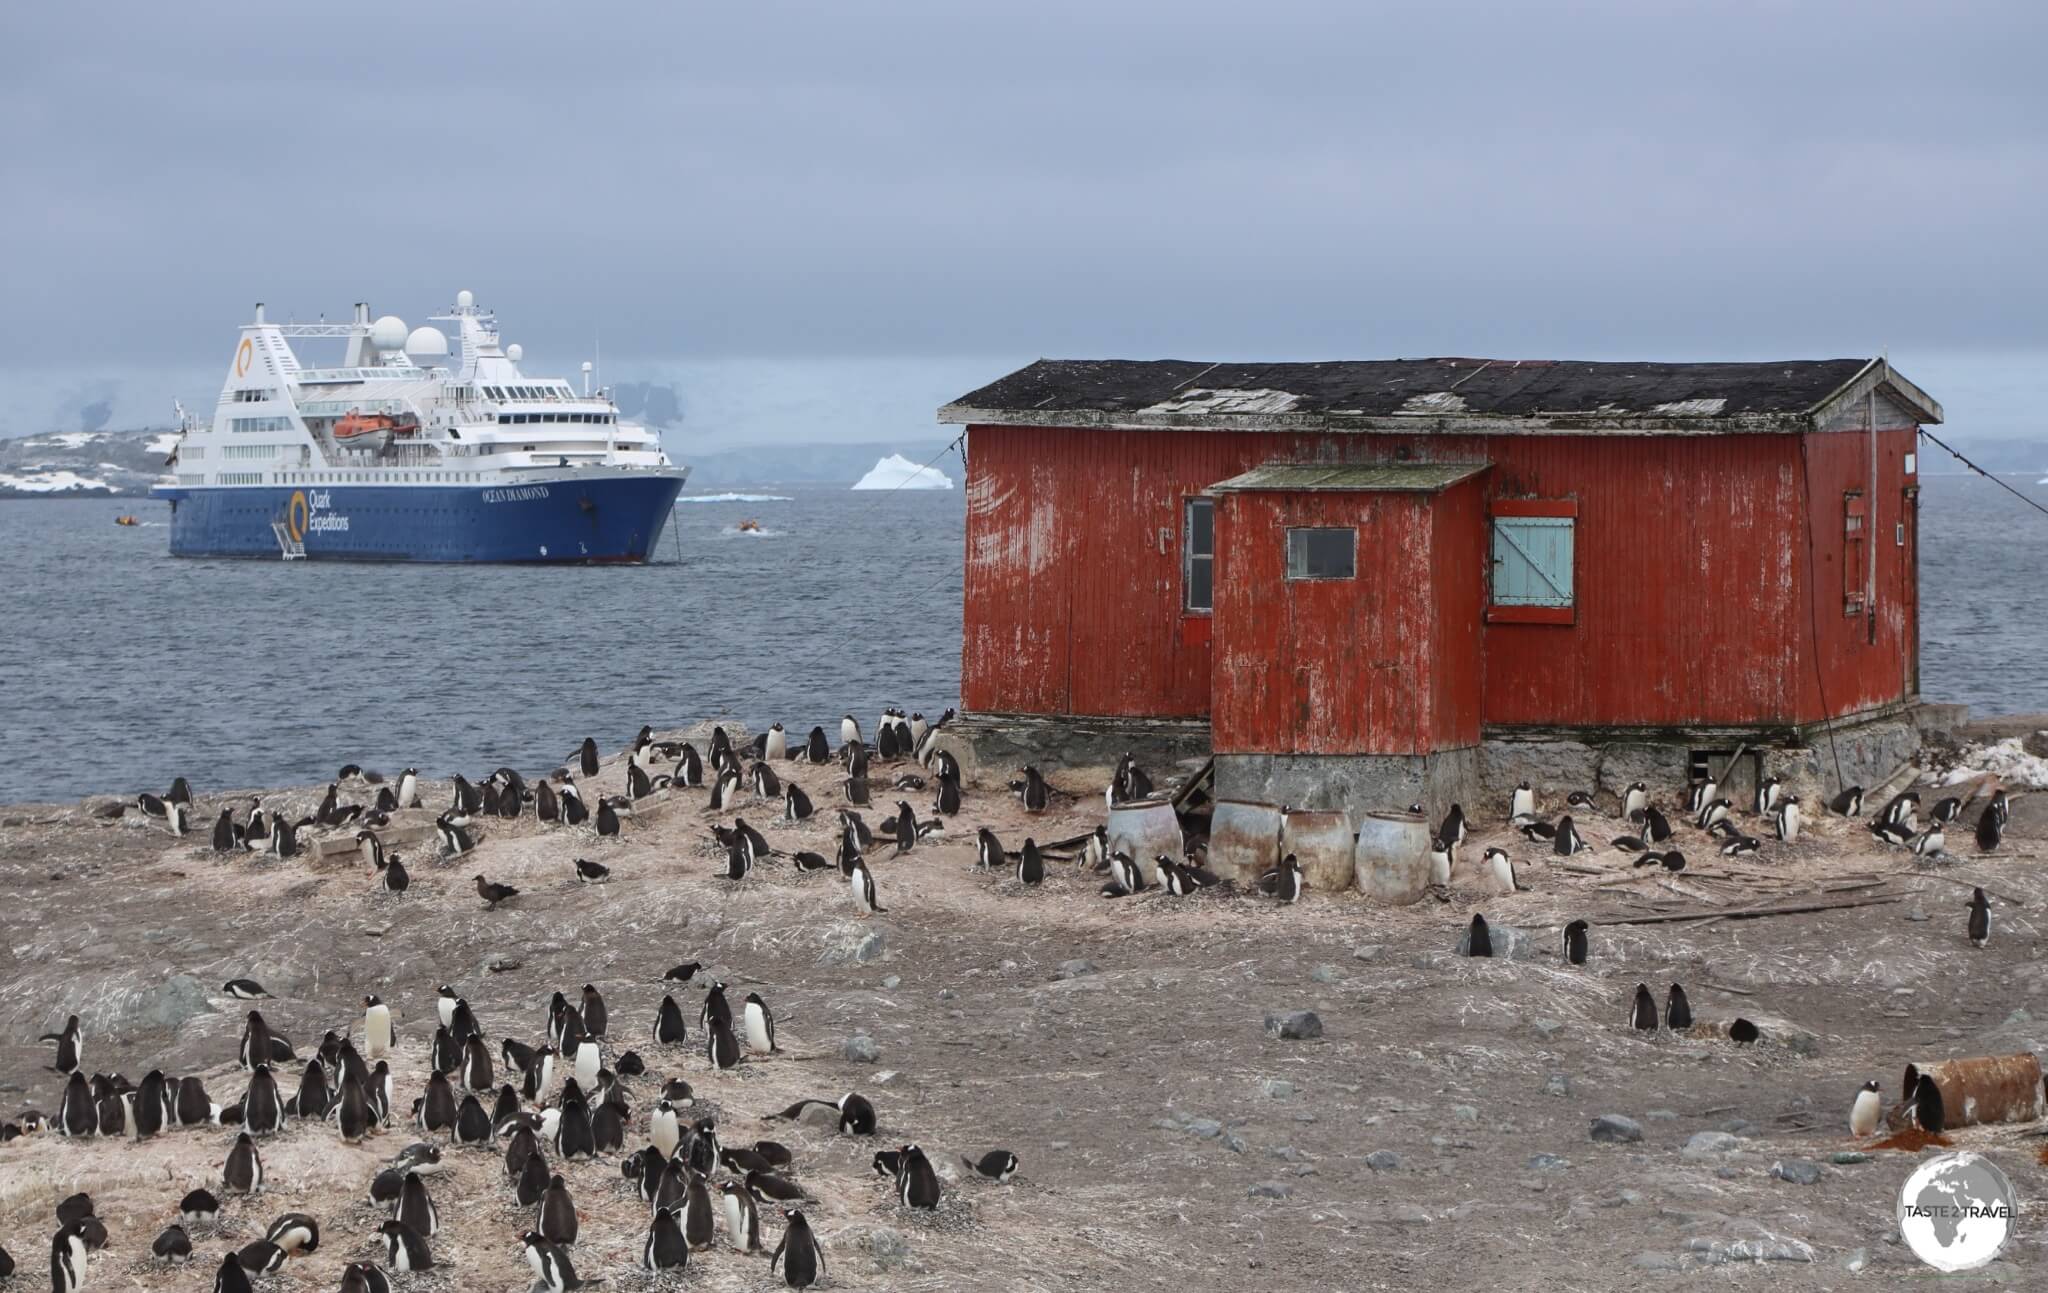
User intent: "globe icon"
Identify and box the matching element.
[1897,1152,2018,1272]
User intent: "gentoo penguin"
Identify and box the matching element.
[1554,816,1589,856]
[576,737,600,778]
[1428,836,1452,888]
[1094,850,1136,894]
[339,1262,391,1293]
[1977,808,2004,853]
[56,1193,94,1226]
[653,995,688,1046]
[595,798,624,837]
[264,1213,319,1255]
[642,1207,689,1270]
[454,1093,492,1146]
[1880,790,1920,830]
[235,1240,287,1274]
[746,1169,815,1204]
[396,1172,439,1238]
[135,1068,167,1137]
[212,808,240,852]
[782,783,815,822]
[744,992,777,1053]
[1696,798,1733,831]
[1630,983,1659,1032]
[1912,825,1946,857]
[242,1064,284,1135]
[363,995,393,1059]
[223,1131,263,1194]
[378,1220,432,1272]
[180,1188,220,1225]
[1465,913,1492,958]
[538,1173,577,1244]
[1930,795,1963,825]
[680,1170,717,1249]
[376,852,410,893]
[1509,781,1536,822]
[240,1010,275,1071]
[750,762,783,799]
[370,1060,395,1125]
[1719,834,1761,857]
[1483,846,1518,893]
[1622,781,1649,821]
[707,1015,742,1070]
[152,1223,193,1263]
[474,875,519,908]
[394,767,420,809]
[1439,804,1467,848]
[1519,819,1557,842]
[41,1014,81,1074]
[1018,766,1050,813]
[57,1071,97,1137]
[460,1035,495,1090]
[437,815,476,857]
[555,1098,596,1160]
[572,856,610,884]
[1685,777,1716,816]
[1870,818,1915,848]
[418,1072,457,1133]
[1828,785,1864,816]
[804,725,831,763]
[524,1231,599,1292]
[650,1100,682,1159]
[975,826,1005,871]
[964,1149,1020,1181]
[1754,775,1782,816]
[165,797,190,835]
[334,1075,373,1143]
[1017,838,1045,885]
[1561,919,1588,966]
[1665,983,1693,1030]
[211,1251,254,1293]
[1644,803,1673,843]
[1850,1079,1883,1137]
[1968,887,1991,947]
[223,979,271,1000]
[1992,787,2012,826]
[771,1091,878,1136]
[720,1178,765,1251]
[850,855,884,916]
[572,1039,601,1092]
[894,1143,942,1208]
[1730,1018,1761,1044]
[51,1222,91,1293]
[933,771,962,816]
[772,1207,826,1288]
[1773,796,1801,843]
[1257,854,1303,903]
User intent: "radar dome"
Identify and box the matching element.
[506,343,524,363]
[405,325,450,358]
[456,289,474,310]
[370,315,408,351]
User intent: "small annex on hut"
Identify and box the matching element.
[936,356,1944,810]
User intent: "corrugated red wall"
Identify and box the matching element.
[959,423,1918,734]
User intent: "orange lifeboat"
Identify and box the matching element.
[334,409,419,451]
[737,518,761,532]
[114,515,139,526]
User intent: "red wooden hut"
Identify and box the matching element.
[937,357,1942,808]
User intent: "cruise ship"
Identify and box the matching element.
[153,291,687,561]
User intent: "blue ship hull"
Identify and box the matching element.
[155,472,686,562]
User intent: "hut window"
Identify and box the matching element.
[1843,490,1866,615]
[1489,499,1576,623]
[1285,527,1355,580]
[1183,498,1214,611]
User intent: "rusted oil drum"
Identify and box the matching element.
[1208,800,1283,887]
[1354,809,1431,905]
[1902,1054,2045,1131]
[1281,808,1355,894]
[1106,798,1182,887]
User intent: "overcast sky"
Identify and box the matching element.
[3,1,2043,438]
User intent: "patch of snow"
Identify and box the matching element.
[1142,387,1300,415]
[1937,738,2048,790]
[851,454,954,491]
[674,493,794,504]
[0,470,112,493]
[146,432,181,455]
[1401,391,1469,414]
[1649,398,1729,416]
[39,431,110,448]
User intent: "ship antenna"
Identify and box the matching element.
[582,360,593,398]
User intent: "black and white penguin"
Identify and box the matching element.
[134,1068,167,1138]
[1880,790,1920,830]
[1465,913,1493,958]
[211,808,240,852]
[1439,804,1467,849]
[933,771,962,817]
[378,1220,432,1272]
[57,1070,97,1138]
[339,1261,392,1293]
[152,1223,193,1263]
[235,1240,287,1274]
[750,762,783,800]
[1621,781,1649,821]
[1869,818,1915,848]
[516,1147,552,1207]
[1991,788,2012,826]
[1968,887,1991,947]
[1719,834,1761,857]
[1018,766,1050,813]
[223,979,271,1001]
[975,826,1005,871]
[964,1149,1020,1181]
[1828,785,1864,817]
[1911,825,1946,857]
[1665,983,1693,1030]
[707,1015,742,1070]
[1428,836,1453,888]
[1930,795,1963,825]
[1257,854,1303,903]
[436,815,477,858]
[1976,808,2004,853]
[1754,775,1782,816]
[239,1010,276,1072]
[418,1071,457,1134]
[1850,1079,1882,1137]
[1016,838,1046,886]
[242,1064,284,1135]
[1561,918,1588,966]
[1630,983,1659,1031]
[680,1170,717,1249]
[1519,819,1556,842]
[1685,777,1716,816]
[894,1143,942,1208]
[538,1173,577,1244]
[396,1171,439,1238]
[1508,781,1535,823]
[653,995,688,1046]
[175,1075,215,1128]
[454,1093,492,1146]
[264,1213,319,1255]
[1773,795,1801,842]
[1483,846,1518,892]
[363,995,394,1060]
[850,855,884,916]
[210,1250,253,1293]
[223,1131,264,1194]
[41,1014,81,1074]
[1644,803,1673,843]
[641,1206,688,1270]
[524,1231,598,1292]
[772,1207,826,1288]
[720,1178,764,1251]
[771,1091,877,1136]
[179,1188,220,1226]
[743,993,777,1053]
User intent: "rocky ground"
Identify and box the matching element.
[2,730,2047,1290]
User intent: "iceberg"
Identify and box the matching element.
[851,453,954,491]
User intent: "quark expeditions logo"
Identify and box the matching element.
[286,489,350,541]
[1897,1151,2017,1271]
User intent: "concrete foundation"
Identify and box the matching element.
[937,712,1212,782]
[1212,748,1484,818]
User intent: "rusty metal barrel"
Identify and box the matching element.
[1354,809,1431,905]
[1106,798,1182,888]
[1901,1054,2046,1132]
[1208,800,1284,887]
[1281,808,1355,894]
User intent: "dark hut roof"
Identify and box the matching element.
[938,357,1942,434]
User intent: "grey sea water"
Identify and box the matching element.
[0,474,2041,805]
